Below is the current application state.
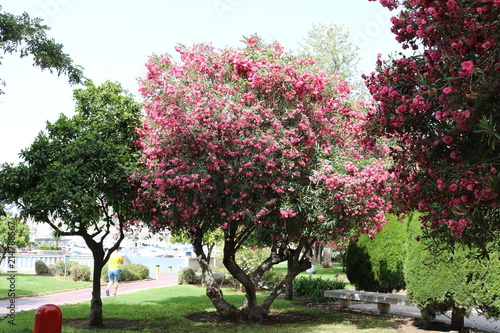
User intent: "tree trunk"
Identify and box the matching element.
[190,230,239,319]
[322,244,332,268]
[223,243,264,322]
[262,237,314,310]
[284,254,295,300]
[87,244,105,327]
[450,307,465,331]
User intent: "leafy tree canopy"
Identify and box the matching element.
[0,6,85,94]
[0,212,30,266]
[0,80,142,326]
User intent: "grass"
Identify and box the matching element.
[0,274,92,297]
[1,285,403,333]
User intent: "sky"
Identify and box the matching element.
[0,0,401,165]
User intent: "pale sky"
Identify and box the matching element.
[0,0,400,164]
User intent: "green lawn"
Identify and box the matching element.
[1,285,402,333]
[0,274,92,297]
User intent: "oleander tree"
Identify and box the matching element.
[0,6,84,94]
[133,35,394,321]
[0,81,142,326]
[364,0,500,252]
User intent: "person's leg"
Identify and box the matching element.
[106,270,117,296]
[112,270,121,295]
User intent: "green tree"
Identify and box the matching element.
[0,212,29,267]
[0,6,84,94]
[0,80,142,326]
[299,22,359,80]
[299,22,366,97]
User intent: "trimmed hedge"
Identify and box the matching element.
[405,211,500,321]
[346,214,406,292]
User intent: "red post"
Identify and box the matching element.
[34,304,62,333]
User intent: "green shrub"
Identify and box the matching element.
[101,263,150,282]
[55,260,79,276]
[122,264,150,281]
[37,246,62,250]
[346,214,406,292]
[260,270,285,290]
[293,276,347,303]
[177,266,197,284]
[48,263,56,276]
[70,263,91,281]
[404,211,500,322]
[35,260,53,276]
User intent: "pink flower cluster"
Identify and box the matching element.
[365,0,500,241]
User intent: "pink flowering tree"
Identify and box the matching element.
[364,0,500,251]
[134,35,393,321]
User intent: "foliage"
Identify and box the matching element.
[293,275,347,303]
[134,34,394,320]
[364,0,500,251]
[299,22,365,96]
[0,213,29,266]
[122,263,150,281]
[0,80,142,326]
[345,214,406,292]
[0,6,84,94]
[70,263,91,281]
[55,260,80,276]
[177,266,197,285]
[37,246,62,250]
[405,211,500,324]
[101,263,150,282]
[34,260,53,276]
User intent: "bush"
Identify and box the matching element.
[35,260,53,276]
[293,276,347,303]
[101,263,150,282]
[346,214,406,292]
[48,263,56,276]
[122,264,150,281]
[37,246,62,250]
[177,266,197,284]
[259,270,285,290]
[55,260,80,276]
[404,211,500,322]
[70,263,91,281]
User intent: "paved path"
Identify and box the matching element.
[346,302,500,333]
[0,272,177,315]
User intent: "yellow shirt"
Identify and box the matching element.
[108,251,123,270]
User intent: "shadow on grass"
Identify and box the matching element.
[0,285,409,332]
[66,287,407,332]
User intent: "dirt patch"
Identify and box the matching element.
[186,306,484,333]
[186,310,319,325]
[63,318,141,330]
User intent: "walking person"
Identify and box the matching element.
[106,247,123,296]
